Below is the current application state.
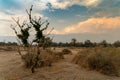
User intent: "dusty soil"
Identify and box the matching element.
[0,48,120,80]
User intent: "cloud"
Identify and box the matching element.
[93,7,120,18]
[0,0,120,37]
[0,21,13,36]
[90,0,120,17]
[79,0,102,7]
[21,0,102,10]
[46,0,102,9]
[0,0,102,11]
[0,9,47,36]
[52,17,120,34]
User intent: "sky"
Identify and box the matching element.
[0,0,120,42]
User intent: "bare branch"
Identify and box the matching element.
[22,20,27,28]
[38,16,41,22]
[32,19,41,26]
[46,28,54,36]
[41,21,46,26]
[26,5,34,25]
[41,21,49,31]
[12,17,22,29]
[10,25,17,35]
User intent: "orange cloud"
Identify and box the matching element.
[52,17,120,34]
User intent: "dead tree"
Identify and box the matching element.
[11,18,31,47]
[26,5,50,73]
[11,5,50,73]
[26,5,49,43]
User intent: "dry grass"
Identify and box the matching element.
[0,46,17,51]
[62,48,72,55]
[22,48,64,68]
[0,48,120,80]
[72,47,120,76]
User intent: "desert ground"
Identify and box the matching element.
[0,47,120,80]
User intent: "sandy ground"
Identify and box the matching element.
[0,48,120,80]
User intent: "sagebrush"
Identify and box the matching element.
[72,47,120,76]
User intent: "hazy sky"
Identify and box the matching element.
[0,0,120,42]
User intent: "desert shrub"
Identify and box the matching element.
[0,46,16,51]
[72,47,120,76]
[22,53,37,68]
[43,49,64,61]
[22,49,64,68]
[62,48,72,55]
[72,49,93,68]
[87,52,118,76]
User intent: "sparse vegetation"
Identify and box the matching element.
[62,48,72,55]
[72,47,120,76]
[0,0,120,80]
[22,49,64,68]
[11,5,54,73]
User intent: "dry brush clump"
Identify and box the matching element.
[41,49,64,63]
[72,47,120,76]
[0,46,17,51]
[22,49,64,68]
[62,48,72,55]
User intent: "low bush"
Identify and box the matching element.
[22,49,42,68]
[22,49,64,68]
[87,52,118,76]
[72,49,90,68]
[72,47,120,76]
[62,48,72,55]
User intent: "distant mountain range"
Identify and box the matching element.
[0,33,120,43]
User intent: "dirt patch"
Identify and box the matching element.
[0,49,120,80]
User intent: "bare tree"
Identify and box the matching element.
[11,5,50,73]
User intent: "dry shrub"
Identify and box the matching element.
[72,47,120,76]
[22,49,64,68]
[62,48,72,55]
[41,49,64,62]
[0,46,16,51]
[22,53,37,68]
[72,49,92,68]
[87,52,118,76]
